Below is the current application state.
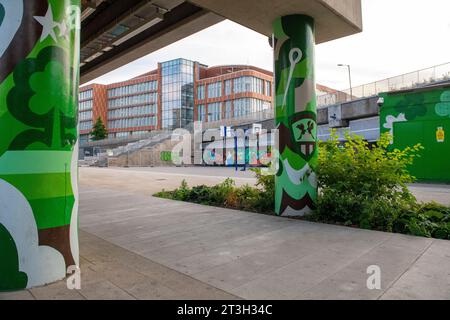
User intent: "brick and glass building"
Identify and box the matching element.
[79,58,336,143]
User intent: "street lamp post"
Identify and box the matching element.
[338,64,353,101]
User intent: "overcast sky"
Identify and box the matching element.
[89,0,450,90]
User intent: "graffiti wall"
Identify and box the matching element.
[0,0,80,291]
[273,15,318,216]
[380,84,450,182]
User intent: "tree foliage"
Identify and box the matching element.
[90,117,107,141]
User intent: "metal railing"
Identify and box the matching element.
[317,62,450,108]
[81,129,169,148]
[203,109,274,130]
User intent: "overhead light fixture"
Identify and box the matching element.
[81,0,105,22]
[103,46,114,52]
[84,51,103,62]
[81,7,95,21]
[112,12,164,46]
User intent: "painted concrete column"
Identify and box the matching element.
[273,15,318,216]
[0,0,80,291]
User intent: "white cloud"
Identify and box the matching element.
[0,178,66,288]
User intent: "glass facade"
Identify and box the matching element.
[161,59,195,129]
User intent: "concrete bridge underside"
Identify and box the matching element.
[80,0,362,83]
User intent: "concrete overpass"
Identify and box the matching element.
[80,0,362,83]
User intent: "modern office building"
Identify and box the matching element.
[79,58,337,143]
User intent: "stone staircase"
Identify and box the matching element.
[87,131,173,167]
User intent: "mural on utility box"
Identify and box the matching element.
[380,86,450,182]
[0,0,80,291]
[273,15,318,216]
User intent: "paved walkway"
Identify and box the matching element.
[80,167,450,205]
[0,227,238,300]
[1,167,449,300]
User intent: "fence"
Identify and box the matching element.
[317,62,450,108]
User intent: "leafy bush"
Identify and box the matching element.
[313,131,423,231]
[398,202,450,239]
[317,131,422,200]
[154,175,275,214]
[252,168,275,212]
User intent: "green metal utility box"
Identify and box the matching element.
[380,82,450,183]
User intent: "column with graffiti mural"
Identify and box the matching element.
[0,0,80,290]
[273,15,318,216]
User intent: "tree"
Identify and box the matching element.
[90,117,107,141]
[4,46,77,153]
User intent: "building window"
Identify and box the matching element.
[107,81,157,98]
[79,99,93,111]
[207,102,222,122]
[225,100,232,119]
[79,89,93,101]
[107,116,156,129]
[197,104,205,121]
[79,110,93,121]
[197,85,205,100]
[265,81,272,97]
[225,80,232,96]
[233,98,271,118]
[233,76,264,94]
[207,82,222,99]
[79,134,89,144]
[108,93,157,108]
[107,104,157,119]
[80,120,93,131]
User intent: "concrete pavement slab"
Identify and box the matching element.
[4,167,447,300]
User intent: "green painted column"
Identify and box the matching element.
[0,0,80,291]
[273,15,318,216]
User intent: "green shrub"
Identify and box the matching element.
[313,131,423,230]
[251,168,275,213]
[397,202,450,239]
[317,131,422,199]
[172,179,190,201]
